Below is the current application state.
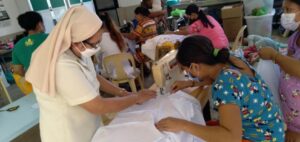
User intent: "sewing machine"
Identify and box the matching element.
[152,50,186,95]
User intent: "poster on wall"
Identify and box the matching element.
[0,0,10,21]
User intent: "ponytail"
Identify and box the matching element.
[186,4,214,28]
[198,10,214,28]
[99,12,126,51]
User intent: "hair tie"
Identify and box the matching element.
[213,48,220,57]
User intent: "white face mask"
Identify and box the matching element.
[80,42,101,58]
[281,13,300,31]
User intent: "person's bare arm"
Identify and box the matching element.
[80,89,156,115]
[149,10,166,19]
[287,49,294,57]
[11,65,25,76]
[183,104,242,142]
[156,104,242,142]
[275,53,300,78]
[259,47,300,78]
[97,75,128,96]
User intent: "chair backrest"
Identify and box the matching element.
[103,53,136,81]
[232,25,247,51]
[0,78,12,105]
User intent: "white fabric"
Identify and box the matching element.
[99,33,124,59]
[34,50,101,142]
[150,0,163,12]
[256,60,281,106]
[96,32,135,78]
[92,91,205,142]
[142,35,185,60]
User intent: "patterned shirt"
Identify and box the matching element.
[212,68,285,142]
[132,18,157,43]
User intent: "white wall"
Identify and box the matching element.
[0,0,24,37]
[118,0,140,7]
[0,0,96,37]
[15,0,31,14]
[39,1,96,33]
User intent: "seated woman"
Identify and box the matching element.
[156,35,285,142]
[167,4,229,49]
[123,6,157,44]
[95,12,134,78]
[123,6,158,72]
[141,0,166,19]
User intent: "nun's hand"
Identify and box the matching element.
[136,90,157,104]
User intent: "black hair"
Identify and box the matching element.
[176,35,239,68]
[14,31,28,44]
[134,6,151,17]
[17,11,43,31]
[99,12,126,51]
[289,0,300,5]
[185,4,214,28]
[141,0,153,9]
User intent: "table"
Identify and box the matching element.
[0,93,39,142]
[92,91,206,142]
[171,0,241,9]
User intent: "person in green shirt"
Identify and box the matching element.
[12,11,48,95]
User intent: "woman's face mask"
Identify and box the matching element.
[281,12,300,31]
[80,42,101,58]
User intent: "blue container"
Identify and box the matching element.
[167,0,179,6]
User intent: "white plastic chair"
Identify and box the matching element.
[232,25,247,51]
[0,78,12,104]
[103,53,144,92]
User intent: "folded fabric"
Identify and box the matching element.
[92,91,206,142]
[91,122,163,142]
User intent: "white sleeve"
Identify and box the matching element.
[56,61,99,106]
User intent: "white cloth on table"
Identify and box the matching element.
[142,35,185,60]
[92,91,205,142]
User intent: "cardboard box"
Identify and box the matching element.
[221,4,243,41]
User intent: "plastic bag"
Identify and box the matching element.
[255,60,280,106]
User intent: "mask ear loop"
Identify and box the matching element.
[72,42,86,57]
